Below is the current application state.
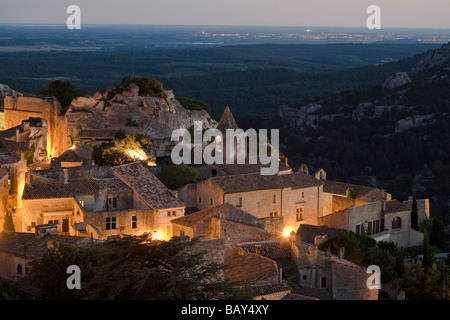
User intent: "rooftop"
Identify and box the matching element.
[0,231,95,260]
[224,253,279,287]
[296,224,340,245]
[22,179,100,200]
[210,171,322,194]
[114,162,185,210]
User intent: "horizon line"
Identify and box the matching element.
[1,23,450,31]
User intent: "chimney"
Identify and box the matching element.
[23,121,30,132]
[339,246,345,259]
[314,234,328,246]
[15,128,20,141]
[279,267,283,283]
[63,169,69,184]
[25,171,31,185]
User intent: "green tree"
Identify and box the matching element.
[120,76,167,99]
[430,218,446,252]
[0,277,24,300]
[157,163,202,190]
[411,192,419,231]
[38,80,84,110]
[400,261,450,300]
[423,230,435,270]
[346,188,355,199]
[31,235,241,300]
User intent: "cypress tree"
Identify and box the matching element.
[411,192,419,231]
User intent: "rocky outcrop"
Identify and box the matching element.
[410,42,450,76]
[67,84,216,157]
[395,114,434,133]
[0,84,22,98]
[382,72,411,90]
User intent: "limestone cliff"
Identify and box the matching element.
[66,83,216,157]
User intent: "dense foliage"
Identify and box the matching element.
[31,235,244,300]
[119,76,167,99]
[157,163,203,190]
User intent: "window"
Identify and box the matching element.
[198,197,202,204]
[367,221,373,235]
[106,217,116,230]
[210,197,214,206]
[355,224,362,235]
[17,264,22,276]
[180,230,185,236]
[272,195,276,204]
[392,217,402,229]
[302,275,307,281]
[132,216,137,229]
[237,197,242,207]
[211,169,217,176]
[80,200,85,208]
[167,212,171,217]
[112,197,118,209]
[48,220,59,225]
[302,192,305,198]
[321,277,327,288]
[296,207,304,221]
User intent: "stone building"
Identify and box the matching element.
[21,162,185,239]
[317,198,429,249]
[3,96,69,159]
[319,170,391,215]
[171,203,275,259]
[0,225,101,297]
[178,171,324,235]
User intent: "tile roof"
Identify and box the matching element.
[384,200,412,213]
[171,203,261,229]
[0,231,93,260]
[22,179,99,200]
[0,152,21,164]
[225,253,279,286]
[197,161,292,177]
[322,180,380,198]
[210,171,322,194]
[95,178,132,193]
[247,283,291,299]
[0,168,9,179]
[238,240,292,260]
[281,293,319,300]
[114,162,185,210]
[296,224,340,245]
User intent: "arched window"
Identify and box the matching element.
[17,264,22,275]
[392,217,402,229]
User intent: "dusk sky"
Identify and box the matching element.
[1,0,450,28]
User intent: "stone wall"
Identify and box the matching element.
[0,251,30,281]
[331,261,378,300]
[83,208,156,239]
[212,218,274,259]
[317,209,349,230]
[4,96,69,158]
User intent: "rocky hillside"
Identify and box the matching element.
[279,42,450,224]
[280,42,450,135]
[66,82,216,157]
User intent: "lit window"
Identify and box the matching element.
[80,200,85,208]
[296,207,304,221]
[132,216,137,229]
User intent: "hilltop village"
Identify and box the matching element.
[0,83,433,300]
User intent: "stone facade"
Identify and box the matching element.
[3,96,69,159]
